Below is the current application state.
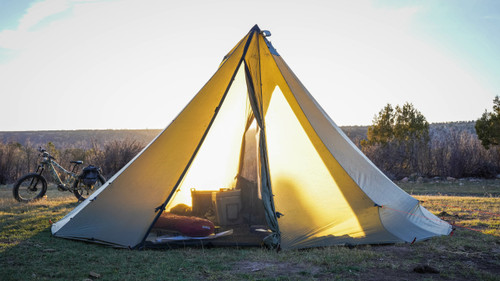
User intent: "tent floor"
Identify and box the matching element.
[145,224,270,248]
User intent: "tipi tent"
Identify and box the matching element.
[52,25,452,250]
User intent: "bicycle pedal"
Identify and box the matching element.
[57,184,68,191]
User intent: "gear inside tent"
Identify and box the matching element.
[51,25,452,250]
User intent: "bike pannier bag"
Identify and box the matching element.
[81,165,99,186]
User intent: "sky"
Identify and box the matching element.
[0,0,499,131]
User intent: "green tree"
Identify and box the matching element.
[364,104,394,145]
[361,102,430,178]
[363,102,429,145]
[394,102,430,143]
[475,96,500,149]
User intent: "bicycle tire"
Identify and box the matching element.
[73,174,106,201]
[13,173,48,203]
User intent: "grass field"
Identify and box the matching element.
[0,181,499,281]
[399,179,500,197]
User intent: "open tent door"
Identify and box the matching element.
[145,64,274,246]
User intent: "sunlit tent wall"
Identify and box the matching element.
[51,25,452,250]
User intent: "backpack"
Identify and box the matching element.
[81,165,100,186]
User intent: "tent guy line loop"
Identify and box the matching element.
[154,204,164,213]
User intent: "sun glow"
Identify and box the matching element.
[265,86,366,244]
[166,66,250,209]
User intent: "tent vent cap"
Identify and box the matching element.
[261,30,271,37]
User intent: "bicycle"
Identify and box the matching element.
[13,147,106,202]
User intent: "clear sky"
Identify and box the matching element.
[0,0,499,131]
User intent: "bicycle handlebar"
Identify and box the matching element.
[39,147,55,160]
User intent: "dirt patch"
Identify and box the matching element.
[359,240,500,281]
[372,244,414,257]
[229,239,500,281]
[233,261,322,278]
[231,258,445,281]
[354,267,437,281]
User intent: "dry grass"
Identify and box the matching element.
[0,182,499,280]
[417,195,500,236]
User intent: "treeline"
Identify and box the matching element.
[1,121,499,184]
[358,124,500,179]
[0,140,145,184]
[0,129,161,149]
[352,100,500,180]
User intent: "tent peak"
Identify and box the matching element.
[247,25,278,55]
[250,24,261,33]
[249,25,271,38]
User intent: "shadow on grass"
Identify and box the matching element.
[1,190,499,281]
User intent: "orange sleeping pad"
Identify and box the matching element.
[153,213,215,237]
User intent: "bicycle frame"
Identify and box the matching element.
[36,156,79,190]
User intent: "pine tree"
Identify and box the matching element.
[476,96,500,149]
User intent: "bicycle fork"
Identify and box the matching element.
[29,166,45,192]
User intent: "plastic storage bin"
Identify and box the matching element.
[212,189,242,226]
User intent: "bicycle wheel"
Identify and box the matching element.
[73,174,106,201]
[13,173,48,203]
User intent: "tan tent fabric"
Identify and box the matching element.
[52,25,451,249]
[52,31,251,247]
[270,55,450,245]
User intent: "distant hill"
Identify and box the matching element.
[0,121,476,149]
[0,129,162,149]
[429,121,476,134]
[340,125,369,144]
